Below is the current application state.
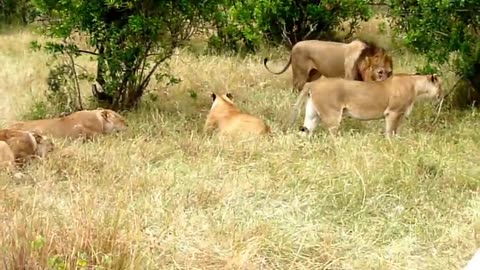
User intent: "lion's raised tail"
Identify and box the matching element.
[263,55,292,75]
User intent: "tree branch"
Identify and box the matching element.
[139,51,173,91]
[77,49,98,56]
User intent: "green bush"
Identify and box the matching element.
[388,0,480,107]
[208,0,373,53]
[0,0,37,25]
[31,0,220,110]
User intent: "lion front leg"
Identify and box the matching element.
[72,125,100,140]
[203,116,217,134]
[384,111,404,137]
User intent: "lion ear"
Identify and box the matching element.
[211,93,216,101]
[226,92,233,100]
[32,132,43,143]
[100,110,111,121]
[429,74,438,82]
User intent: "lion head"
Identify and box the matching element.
[209,92,236,109]
[31,132,55,158]
[356,44,393,82]
[418,74,443,101]
[97,109,128,133]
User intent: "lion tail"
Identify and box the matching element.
[263,54,292,75]
[284,85,311,131]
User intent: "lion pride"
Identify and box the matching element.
[264,39,394,92]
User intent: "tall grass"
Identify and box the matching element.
[0,21,478,269]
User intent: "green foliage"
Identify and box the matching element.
[45,63,85,114]
[388,0,480,106]
[22,100,49,120]
[0,0,37,25]
[209,0,373,53]
[31,0,220,110]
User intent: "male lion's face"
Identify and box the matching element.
[362,53,393,82]
[100,109,128,133]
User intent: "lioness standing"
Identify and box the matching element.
[8,108,128,140]
[290,73,442,136]
[204,92,271,137]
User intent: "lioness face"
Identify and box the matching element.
[100,109,128,133]
[424,74,443,100]
[32,132,54,158]
[210,92,234,109]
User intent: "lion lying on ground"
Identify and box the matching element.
[204,92,271,137]
[0,128,54,166]
[8,109,128,140]
[264,39,394,92]
[289,73,443,136]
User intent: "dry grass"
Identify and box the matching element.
[0,23,479,270]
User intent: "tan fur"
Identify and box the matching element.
[204,93,271,137]
[0,129,54,165]
[8,109,128,139]
[264,39,394,92]
[291,74,443,136]
[0,141,15,169]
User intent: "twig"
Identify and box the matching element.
[77,49,98,56]
[281,23,293,49]
[302,23,318,40]
[139,51,174,91]
[66,52,84,110]
[432,97,444,125]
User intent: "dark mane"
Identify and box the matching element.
[352,39,389,80]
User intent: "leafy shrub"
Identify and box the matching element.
[0,0,37,25]
[388,0,480,107]
[208,0,373,53]
[32,0,220,110]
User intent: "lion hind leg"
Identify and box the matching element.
[299,97,320,136]
[292,64,312,92]
[319,109,343,136]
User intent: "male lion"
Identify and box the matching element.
[0,128,54,165]
[204,92,271,137]
[290,73,442,136]
[264,39,394,92]
[8,108,128,140]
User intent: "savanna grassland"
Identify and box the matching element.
[0,19,479,270]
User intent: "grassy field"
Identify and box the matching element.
[0,22,479,270]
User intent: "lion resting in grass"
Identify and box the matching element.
[264,39,394,92]
[204,92,271,137]
[290,73,443,136]
[8,109,128,140]
[0,129,54,166]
